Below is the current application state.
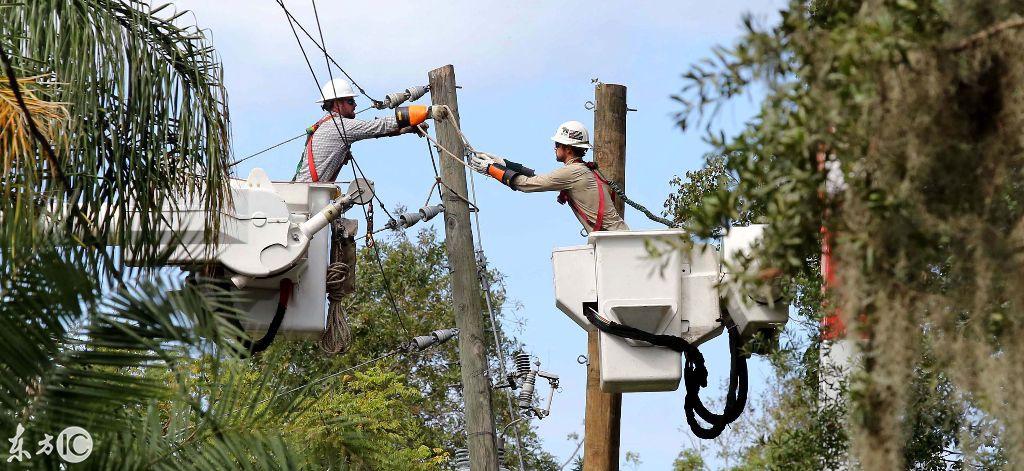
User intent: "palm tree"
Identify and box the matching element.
[0,2,353,468]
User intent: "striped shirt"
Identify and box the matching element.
[293,114,400,182]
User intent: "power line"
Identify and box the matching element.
[275,4,532,464]
[262,349,403,406]
[273,0,413,337]
[422,110,527,471]
[229,132,306,167]
[254,328,457,407]
[274,0,380,104]
[305,0,411,337]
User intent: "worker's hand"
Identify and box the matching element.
[476,152,505,166]
[469,153,493,174]
[396,123,428,136]
[470,152,504,174]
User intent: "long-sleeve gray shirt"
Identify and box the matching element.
[293,114,400,182]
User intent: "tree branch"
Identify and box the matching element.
[947,17,1024,52]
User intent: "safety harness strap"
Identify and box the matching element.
[305,114,336,182]
[559,168,609,232]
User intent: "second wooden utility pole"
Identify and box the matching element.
[584,83,627,471]
[429,64,500,471]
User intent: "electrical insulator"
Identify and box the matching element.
[383,91,409,109]
[505,352,561,419]
[419,204,444,222]
[406,85,428,102]
[518,369,538,410]
[388,205,446,232]
[452,449,470,470]
[451,446,510,471]
[407,328,458,351]
[514,353,532,376]
[375,85,429,110]
[398,211,423,228]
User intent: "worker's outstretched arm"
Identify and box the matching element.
[471,153,574,193]
[322,116,401,142]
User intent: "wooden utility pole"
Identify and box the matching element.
[584,83,627,471]
[429,64,500,471]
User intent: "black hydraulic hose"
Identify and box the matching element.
[248,279,293,355]
[582,304,748,439]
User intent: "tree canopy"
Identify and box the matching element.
[668,0,1024,468]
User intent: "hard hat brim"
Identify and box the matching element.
[315,92,358,104]
[551,135,592,149]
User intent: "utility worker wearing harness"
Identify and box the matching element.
[294,78,440,182]
[470,120,628,233]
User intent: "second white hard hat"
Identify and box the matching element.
[550,120,592,149]
[316,78,357,103]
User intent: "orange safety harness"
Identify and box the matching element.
[558,162,616,233]
[304,114,337,182]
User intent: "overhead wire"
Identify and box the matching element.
[305,0,411,338]
[229,132,306,168]
[255,328,456,407]
[275,1,529,462]
[274,0,411,336]
[424,111,527,471]
[274,0,380,105]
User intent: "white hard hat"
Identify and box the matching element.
[550,120,592,149]
[315,78,357,103]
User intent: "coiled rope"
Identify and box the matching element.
[320,219,355,354]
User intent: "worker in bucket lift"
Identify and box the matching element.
[470,120,628,233]
[294,78,439,182]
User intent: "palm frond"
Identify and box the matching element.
[1,0,232,275]
[0,75,67,181]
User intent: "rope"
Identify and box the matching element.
[428,109,676,230]
[320,219,354,355]
[421,129,475,171]
[416,124,480,210]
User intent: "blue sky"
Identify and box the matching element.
[172,1,786,468]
